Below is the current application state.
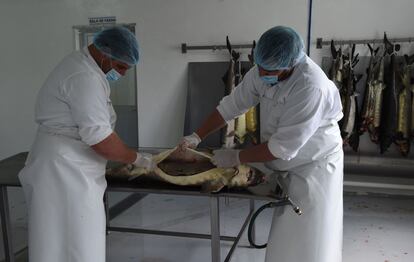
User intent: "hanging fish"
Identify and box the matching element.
[404,54,414,140]
[359,44,380,135]
[329,40,344,91]
[367,54,386,143]
[245,40,260,144]
[395,54,414,156]
[379,33,400,154]
[222,36,238,148]
[339,44,361,151]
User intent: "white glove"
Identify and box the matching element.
[178,132,202,151]
[133,152,155,170]
[211,149,241,168]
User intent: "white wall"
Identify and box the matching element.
[1,0,414,160]
[0,0,308,159]
[311,0,414,63]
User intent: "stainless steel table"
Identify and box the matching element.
[0,151,284,262]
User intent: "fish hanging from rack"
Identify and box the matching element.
[380,33,400,154]
[338,44,362,151]
[395,54,414,156]
[245,40,260,145]
[222,36,245,147]
[359,43,380,137]
[329,40,344,92]
[367,50,387,144]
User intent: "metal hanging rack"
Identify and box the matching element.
[181,43,254,53]
[316,36,414,49]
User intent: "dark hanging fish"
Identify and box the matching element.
[359,44,380,135]
[404,54,414,140]
[379,33,400,154]
[339,44,361,151]
[245,40,260,145]
[329,40,344,91]
[222,36,248,147]
[222,36,239,148]
[395,54,414,156]
[367,53,386,143]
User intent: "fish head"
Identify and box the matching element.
[247,167,266,186]
[229,165,265,187]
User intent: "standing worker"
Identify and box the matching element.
[179,26,344,262]
[18,27,153,262]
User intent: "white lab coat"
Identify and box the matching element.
[217,56,344,262]
[18,47,115,262]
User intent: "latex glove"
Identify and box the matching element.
[178,132,202,151]
[133,152,155,171]
[211,149,241,168]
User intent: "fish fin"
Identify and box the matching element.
[248,40,256,65]
[330,40,337,59]
[374,47,380,56]
[201,181,226,193]
[226,35,232,54]
[367,43,373,55]
[384,33,394,55]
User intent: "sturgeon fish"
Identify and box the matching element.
[245,40,260,144]
[380,34,400,154]
[329,40,344,92]
[368,53,386,143]
[395,54,414,156]
[360,44,380,135]
[222,36,243,147]
[106,148,265,193]
[339,44,362,151]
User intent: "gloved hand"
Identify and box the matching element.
[133,152,155,171]
[178,132,202,151]
[211,149,241,168]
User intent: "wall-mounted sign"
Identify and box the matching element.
[88,16,116,25]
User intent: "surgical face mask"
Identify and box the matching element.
[261,75,279,86]
[106,68,122,82]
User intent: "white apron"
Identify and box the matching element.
[260,91,344,262]
[18,107,116,262]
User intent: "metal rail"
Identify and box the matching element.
[316,36,414,49]
[181,43,253,53]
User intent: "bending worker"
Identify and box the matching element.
[18,27,153,262]
[179,26,344,262]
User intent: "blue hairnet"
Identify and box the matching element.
[254,26,305,71]
[93,26,139,66]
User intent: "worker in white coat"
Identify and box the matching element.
[179,26,344,262]
[18,27,153,262]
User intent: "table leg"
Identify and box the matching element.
[0,186,15,262]
[249,199,256,246]
[210,196,220,262]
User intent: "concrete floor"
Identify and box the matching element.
[1,188,414,262]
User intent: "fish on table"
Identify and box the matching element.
[106,147,266,193]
